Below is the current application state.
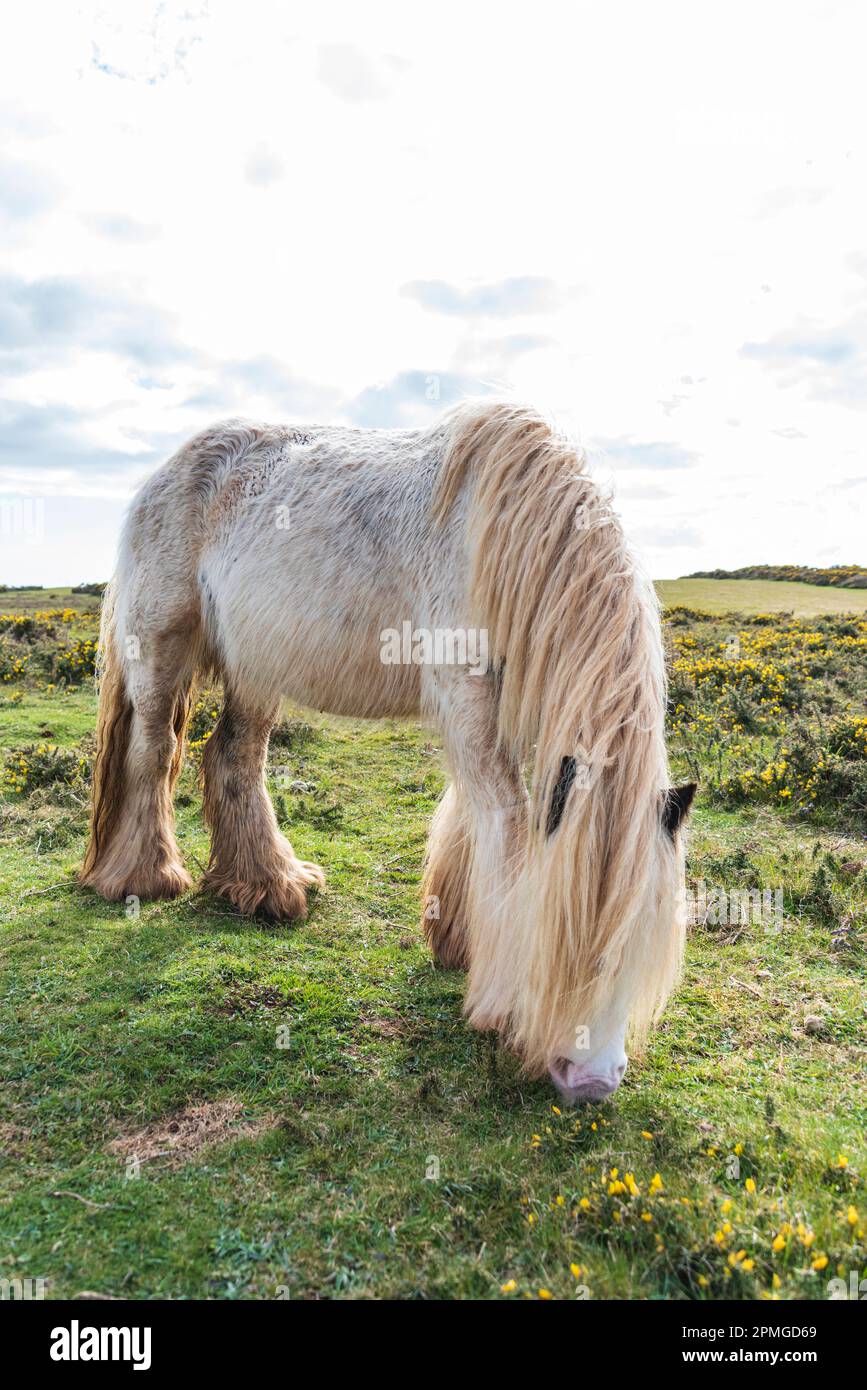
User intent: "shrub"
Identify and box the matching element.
[668,612,867,826]
[53,637,97,684]
[188,692,221,750]
[270,716,317,750]
[0,608,77,641]
[826,715,867,761]
[0,640,28,682]
[2,743,89,795]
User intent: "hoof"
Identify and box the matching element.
[81,859,193,904]
[206,860,325,921]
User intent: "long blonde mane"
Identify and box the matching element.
[435,401,683,1073]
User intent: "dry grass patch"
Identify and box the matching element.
[107,1099,275,1170]
[0,1121,30,1156]
[362,1013,411,1039]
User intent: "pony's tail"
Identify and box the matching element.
[79,581,134,884]
[435,401,679,1073]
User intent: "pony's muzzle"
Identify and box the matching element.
[548,1056,627,1104]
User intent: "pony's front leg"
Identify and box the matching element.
[423,673,528,1007]
[202,690,324,919]
[421,781,474,968]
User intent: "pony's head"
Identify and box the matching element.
[463,746,696,1104]
[545,781,696,1102]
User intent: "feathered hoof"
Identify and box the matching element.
[81,859,193,904]
[206,860,325,921]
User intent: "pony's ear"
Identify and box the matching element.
[661,783,697,839]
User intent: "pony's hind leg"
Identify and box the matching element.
[81,624,194,903]
[202,689,325,919]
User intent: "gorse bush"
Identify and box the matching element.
[0,608,77,641]
[666,612,867,825]
[2,743,89,795]
[53,636,98,684]
[0,609,97,691]
[0,639,29,682]
[188,691,221,750]
[826,714,867,761]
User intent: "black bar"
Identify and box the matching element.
[9,1295,859,1376]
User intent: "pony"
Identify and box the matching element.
[80,400,695,1101]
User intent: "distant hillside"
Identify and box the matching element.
[685,564,867,590]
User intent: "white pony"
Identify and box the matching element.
[80,400,694,1101]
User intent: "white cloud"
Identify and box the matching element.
[84,212,160,242]
[401,277,572,318]
[0,0,865,583]
[590,437,700,472]
[244,144,285,188]
[0,156,61,224]
[316,42,395,103]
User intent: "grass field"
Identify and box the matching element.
[0,588,101,615]
[656,578,867,616]
[1,586,865,1300]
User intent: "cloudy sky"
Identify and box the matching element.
[1,0,865,584]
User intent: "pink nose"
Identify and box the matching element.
[548,1057,627,1104]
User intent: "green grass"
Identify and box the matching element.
[0,595,865,1301]
[0,586,100,615]
[656,577,867,616]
